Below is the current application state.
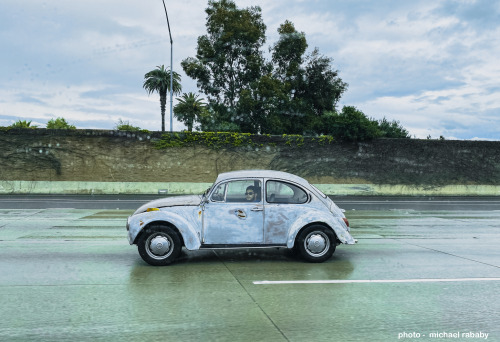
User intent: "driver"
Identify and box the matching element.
[245,186,259,202]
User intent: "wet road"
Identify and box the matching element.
[0,197,499,341]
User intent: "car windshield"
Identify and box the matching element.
[202,185,213,201]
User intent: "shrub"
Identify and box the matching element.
[376,117,410,138]
[115,119,143,132]
[9,120,38,128]
[46,117,76,130]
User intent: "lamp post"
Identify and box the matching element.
[162,0,174,132]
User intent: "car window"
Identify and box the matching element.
[266,180,308,204]
[210,183,226,202]
[226,180,262,203]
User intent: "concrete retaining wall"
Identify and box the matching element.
[1,129,499,195]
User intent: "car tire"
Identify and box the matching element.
[137,225,181,266]
[296,225,336,263]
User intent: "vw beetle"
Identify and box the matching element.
[127,170,355,265]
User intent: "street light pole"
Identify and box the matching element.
[162,0,174,132]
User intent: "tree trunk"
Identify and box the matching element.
[160,92,167,132]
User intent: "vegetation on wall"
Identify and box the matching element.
[46,117,76,130]
[155,131,336,150]
[114,119,149,132]
[8,120,38,129]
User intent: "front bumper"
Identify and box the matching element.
[126,216,134,245]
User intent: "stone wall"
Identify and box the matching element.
[1,129,499,195]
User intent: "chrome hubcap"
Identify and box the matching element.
[147,234,172,259]
[305,232,329,256]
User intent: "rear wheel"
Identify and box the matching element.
[296,225,336,263]
[137,226,181,266]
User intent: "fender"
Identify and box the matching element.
[128,207,202,250]
[286,209,356,248]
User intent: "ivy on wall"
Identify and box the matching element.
[155,132,336,150]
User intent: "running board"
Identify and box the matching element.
[200,244,287,249]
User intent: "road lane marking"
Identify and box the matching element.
[253,278,500,285]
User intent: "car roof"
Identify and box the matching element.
[215,170,311,187]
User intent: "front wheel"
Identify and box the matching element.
[296,225,336,263]
[137,226,181,266]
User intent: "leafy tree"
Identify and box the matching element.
[260,21,309,134]
[266,23,347,134]
[271,21,308,82]
[46,117,76,130]
[143,65,182,132]
[198,115,241,132]
[300,49,347,116]
[9,120,38,128]
[193,103,238,132]
[376,118,410,138]
[181,0,267,130]
[174,93,207,131]
[321,106,380,141]
[238,74,286,134]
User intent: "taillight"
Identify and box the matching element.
[343,217,350,227]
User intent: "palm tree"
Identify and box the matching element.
[174,93,207,131]
[143,65,182,132]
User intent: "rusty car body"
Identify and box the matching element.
[127,170,356,265]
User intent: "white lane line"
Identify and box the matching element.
[253,278,500,285]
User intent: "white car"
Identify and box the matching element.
[127,170,356,265]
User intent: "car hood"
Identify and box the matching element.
[133,195,202,215]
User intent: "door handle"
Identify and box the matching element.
[251,206,263,212]
[234,209,247,219]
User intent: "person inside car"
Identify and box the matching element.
[245,186,260,202]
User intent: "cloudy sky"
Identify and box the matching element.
[1,0,499,140]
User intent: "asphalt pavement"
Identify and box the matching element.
[0,196,499,341]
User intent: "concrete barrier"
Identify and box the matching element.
[2,180,499,196]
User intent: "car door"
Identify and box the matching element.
[203,179,264,245]
[264,180,309,244]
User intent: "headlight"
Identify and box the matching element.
[146,208,160,212]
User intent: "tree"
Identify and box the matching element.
[46,117,76,130]
[181,0,267,131]
[300,49,347,115]
[256,21,309,134]
[265,23,347,134]
[271,21,308,82]
[143,65,182,132]
[321,106,380,141]
[174,93,207,131]
[182,1,350,135]
[375,118,410,138]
